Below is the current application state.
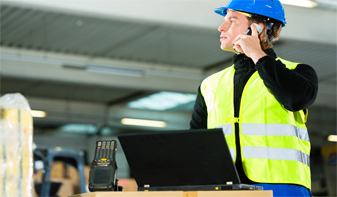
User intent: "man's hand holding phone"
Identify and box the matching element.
[232,23,267,64]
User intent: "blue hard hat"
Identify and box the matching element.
[214,0,287,26]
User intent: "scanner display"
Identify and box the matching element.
[93,167,112,184]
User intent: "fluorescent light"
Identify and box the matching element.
[31,110,46,118]
[86,65,144,77]
[60,124,97,134]
[128,91,196,111]
[280,0,317,8]
[55,147,62,151]
[121,118,167,127]
[328,135,337,142]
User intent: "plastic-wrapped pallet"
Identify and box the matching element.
[0,93,33,197]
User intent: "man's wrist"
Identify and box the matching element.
[250,51,267,64]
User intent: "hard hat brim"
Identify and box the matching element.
[214,7,286,27]
[214,7,228,17]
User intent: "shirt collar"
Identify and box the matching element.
[233,48,277,70]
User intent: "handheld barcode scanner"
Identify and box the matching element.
[233,23,263,54]
[88,140,122,191]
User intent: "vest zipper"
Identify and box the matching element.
[235,71,258,176]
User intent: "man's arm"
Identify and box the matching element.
[190,86,208,129]
[255,56,318,111]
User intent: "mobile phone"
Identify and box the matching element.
[88,140,122,191]
[233,23,262,54]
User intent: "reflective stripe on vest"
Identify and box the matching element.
[218,123,311,160]
[216,124,233,135]
[229,148,235,161]
[241,124,309,142]
[242,146,310,167]
[240,123,311,155]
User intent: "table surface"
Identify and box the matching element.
[70,190,273,197]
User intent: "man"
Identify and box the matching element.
[190,0,318,196]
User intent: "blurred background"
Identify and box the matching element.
[0,0,336,196]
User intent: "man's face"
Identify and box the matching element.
[218,10,250,52]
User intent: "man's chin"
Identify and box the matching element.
[220,46,235,53]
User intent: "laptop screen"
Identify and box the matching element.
[118,128,240,188]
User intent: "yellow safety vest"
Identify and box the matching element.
[200,57,311,189]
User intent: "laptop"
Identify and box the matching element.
[117,128,262,191]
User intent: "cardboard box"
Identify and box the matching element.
[67,165,80,186]
[33,170,44,183]
[51,162,65,179]
[84,165,91,183]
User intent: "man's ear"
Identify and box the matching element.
[258,23,265,34]
[255,23,265,40]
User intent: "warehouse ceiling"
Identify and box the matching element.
[0,0,336,148]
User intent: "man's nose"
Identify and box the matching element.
[218,21,229,32]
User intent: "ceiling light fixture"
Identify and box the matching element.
[128,91,197,111]
[280,0,317,8]
[327,135,337,142]
[121,118,167,127]
[31,110,47,118]
[60,124,97,134]
[86,65,144,77]
[0,53,144,77]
